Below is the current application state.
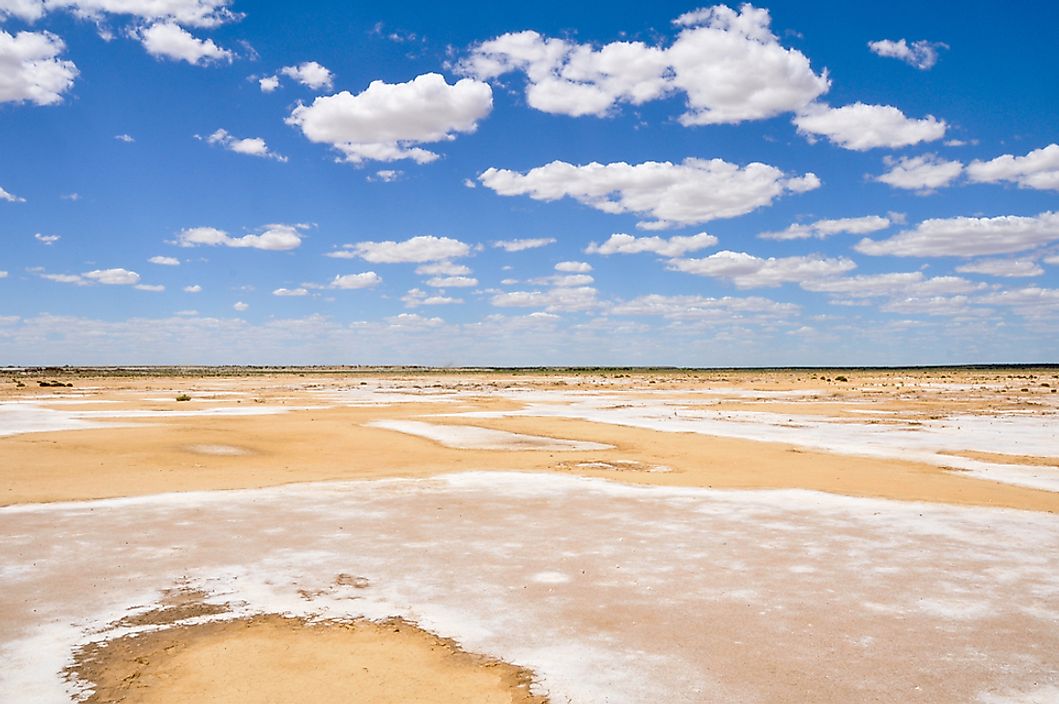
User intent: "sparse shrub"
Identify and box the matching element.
[175,393,192,402]
[835,375,848,382]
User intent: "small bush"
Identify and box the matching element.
[175,393,192,402]
[835,375,848,382]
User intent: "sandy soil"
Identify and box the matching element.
[72,615,542,704]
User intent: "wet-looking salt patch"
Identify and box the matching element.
[1,472,1057,704]
[365,419,612,451]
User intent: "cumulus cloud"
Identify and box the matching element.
[402,288,462,307]
[759,215,891,240]
[491,286,598,313]
[458,4,828,124]
[966,144,1059,192]
[41,267,141,286]
[115,133,135,142]
[286,73,493,164]
[424,275,477,288]
[479,158,819,229]
[329,272,382,289]
[415,261,471,276]
[134,283,164,292]
[955,258,1044,278]
[867,39,947,70]
[800,271,982,298]
[175,224,306,251]
[233,301,248,311]
[330,235,471,263]
[1,0,240,28]
[554,260,592,273]
[258,75,280,92]
[610,293,797,320]
[667,250,856,288]
[34,233,60,245]
[0,185,27,202]
[856,211,1059,257]
[84,268,140,285]
[0,29,78,105]
[793,102,946,150]
[273,287,308,296]
[137,22,232,65]
[874,153,963,192]
[183,284,202,293]
[149,255,180,265]
[369,169,401,182]
[493,237,556,252]
[585,232,718,256]
[199,128,287,161]
[279,61,333,90]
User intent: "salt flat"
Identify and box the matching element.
[0,368,1057,703]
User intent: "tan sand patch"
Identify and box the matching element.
[69,616,545,704]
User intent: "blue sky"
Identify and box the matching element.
[1,0,1057,365]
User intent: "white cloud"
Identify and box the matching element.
[874,153,963,192]
[333,235,471,263]
[2,1,240,28]
[610,293,797,320]
[554,260,592,273]
[760,215,891,240]
[0,271,7,278]
[530,273,594,287]
[479,158,819,229]
[330,272,382,289]
[425,275,477,288]
[491,286,598,313]
[200,128,287,161]
[40,268,144,286]
[415,261,470,276]
[1045,255,1059,266]
[667,250,856,288]
[856,211,1059,257]
[258,75,279,92]
[955,258,1044,278]
[273,287,308,296]
[138,22,232,65]
[279,61,333,90]
[0,185,26,202]
[793,102,946,150]
[83,268,140,285]
[966,144,1059,192]
[41,272,86,285]
[458,4,828,125]
[801,272,982,298]
[402,288,462,307]
[114,133,135,142]
[34,233,60,244]
[369,169,402,183]
[286,72,493,164]
[134,283,165,292]
[233,301,248,311]
[176,224,305,251]
[149,255,180,265]
[668,4,829,125]
[183,284,202,293]
[493,237,556,252]
[867,39,946,70]
[0,29,78,106]
[585,232,719,256]
[60,192,80,201]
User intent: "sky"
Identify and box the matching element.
[0,0,1057,366]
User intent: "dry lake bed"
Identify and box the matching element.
[1,367,1057,703]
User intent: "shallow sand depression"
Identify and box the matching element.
[0,368,1057,703]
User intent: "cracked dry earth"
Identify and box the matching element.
[0,369,1057,703]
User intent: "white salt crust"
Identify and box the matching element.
[1,472,1057,704]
